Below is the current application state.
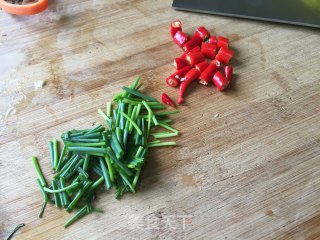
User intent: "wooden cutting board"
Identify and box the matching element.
[1,0,320,239]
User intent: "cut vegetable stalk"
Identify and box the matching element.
[43,182,81,193]
[64,205,87,228]
[152,132,179,138]
[122,87,157,102]
[32,77,178,228]
[53,139,59,170]
[32,156,47,187]
[48,141,54,169]
[148,142,177,147]
[99,157,111,190]
[120,111,142,135]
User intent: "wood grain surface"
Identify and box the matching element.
[1,0,320,239]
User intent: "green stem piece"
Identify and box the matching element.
[52,180,61,208]
[122,87,157,102]
[99,157,111,190]
[32,156,47,187]
[48,141,54,170]
[53,139,59,170]
[43,182,81,193]
[120,111,142,135]
[6,223,25,240]
[104,155,114,182]
[147,142,177,147]
[83,154,90,172]
[64,205,87,228]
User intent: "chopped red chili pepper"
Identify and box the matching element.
[166,76,180,87]
[180,46,201,58]
[212,71,230,91]
[161,93,176,108]
[224,66,233,80]
[174,58,189,70]
[195,61,209,73]
[207,36,217,45]
[186,52,205,66]
[201,42,217,59]
[215,47,234,65]
[178,68,200,104]
[195,26,210,41]
[217,36,229,49]
[174,66,192,80]
[199,61,220,85]
[167,21,237,98]
[173,31,189,47]
[174,66,191,80]
[183,35,202,52]
[170,20,182,38]
[166,66,192,87]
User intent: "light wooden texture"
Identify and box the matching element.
[1,0,320,239]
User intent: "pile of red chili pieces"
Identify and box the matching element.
[166,20,234,104]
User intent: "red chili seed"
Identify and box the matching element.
[213,59,222,67]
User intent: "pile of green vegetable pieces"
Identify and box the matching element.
[32,77,179,228]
